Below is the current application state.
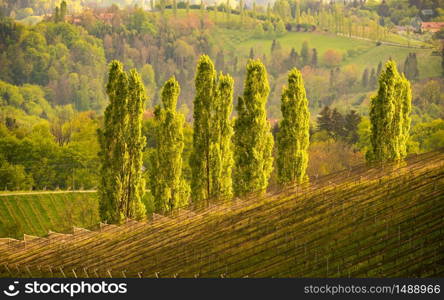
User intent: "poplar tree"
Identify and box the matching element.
[60,0,67,21]
[210,73,234,198]
[98,61,128,224]
[233,59,274,196]
[367,60,412,162]
[191,56,234,201]
[125,70,147,219]
[150,77,189,212]
[277,68,310,184]
[98,61,147,223]
[190,55,216,201]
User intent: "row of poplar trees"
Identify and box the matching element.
[189,56,310,203]
[98,58,411,223]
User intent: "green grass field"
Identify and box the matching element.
[1,150,442,278]
[0,192,99,239]
[227,30,440,80]
[153,9,439,80]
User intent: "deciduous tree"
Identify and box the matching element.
[233,59,274,196]
[277,68,310,184]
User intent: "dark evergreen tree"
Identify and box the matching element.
[376,61,383,77]
[317,106,333,133]
[249,47,255,59]
[60,0,67,21]
[369,68,377,89]
[344,110,361,144]
[403,53,419,81]
[301,41,310,66]
[362,68,369,88]
[331,108,346,139]
[287,48,300,68]
[311,48,318,68]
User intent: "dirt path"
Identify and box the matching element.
[0,190,97,197]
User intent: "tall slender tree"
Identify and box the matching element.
[233,59,274,196]
[191,56,234,201]
[210,73,234,198]
[150,77,189,212]
[98,61,127,224]
[311,48,318,68]
[190,55,216,201]
[125,70,148,219]
[362,68,369,88]
[367,60,412,162]
[301,41,310,66]
[98,61,147,223]
[60,0,67,21]
[277,68,310,184]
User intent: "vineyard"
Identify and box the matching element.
[0,150,443,278]
[0,192,99,239]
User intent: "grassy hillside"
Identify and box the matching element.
[0,192,99,239]
[223,30,440,79]
[1,150,443,278]
[158,9,439,79]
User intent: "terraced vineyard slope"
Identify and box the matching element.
[0,192,99,239]
[1,151,443,278]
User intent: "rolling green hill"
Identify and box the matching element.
[218,29,440,80]
[1,150,443,278]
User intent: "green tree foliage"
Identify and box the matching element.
[410,119,444,152]
[275,19,287,36]
[0,80,53,117]
[190,55,216,201]
[0,18,106,111]
[210,73,234,199]
[301,41,310,66]
[0,111,100,191]
[233,59,274,196]
[60,1,67,22]
[277,68,310,184]
[369,68,377,88]
[287,48,300,68]
[362,68,369,88]
[0,155,33,190]
[98,61,147,224]
[311,48,318,68]
[190,55,234,202]
[344,110,361,144]
[367,60,412,162]
[125,70,148,219]
[150,77,189,212]
[403,52,419,81]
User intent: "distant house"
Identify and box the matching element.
[421,9,434,17]
[421,22,444,33]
